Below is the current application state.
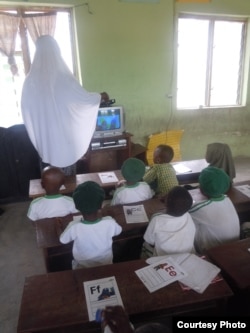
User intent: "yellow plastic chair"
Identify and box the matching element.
[146,130,184,166]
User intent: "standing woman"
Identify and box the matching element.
[21,35,109,175]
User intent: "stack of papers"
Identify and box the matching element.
[144,253,220,294]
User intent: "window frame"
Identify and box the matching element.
[176,13,248,109]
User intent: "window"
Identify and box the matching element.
[0,8,74,128]
[177,15,247,109]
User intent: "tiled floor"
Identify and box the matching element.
[0,156,250,333]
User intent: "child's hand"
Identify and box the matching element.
[102,306,134,333]
[116,180,126,188]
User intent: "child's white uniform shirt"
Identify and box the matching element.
[111,182,154,206]
[27,194,79,221]
[189,196,240,254]
[143,212,196,256]
[60,216,122,268]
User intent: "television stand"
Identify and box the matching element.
[91,138,127,150]
[84,132,133,172]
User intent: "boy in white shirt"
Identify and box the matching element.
[111,158,154,206]
[59,181,122,269]
[189,166,240,254]
[27,166,79,222]
[141,186,196,258]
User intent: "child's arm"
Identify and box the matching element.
[143,166,156,184]
[102,306,134,333]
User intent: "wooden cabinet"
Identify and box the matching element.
[84,132,133,172]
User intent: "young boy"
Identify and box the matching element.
[189,166,240,254]
[141,186,195,258]
[59,181,122,269]
[143,144,178,199]
[27,166,79,221]
[111,158,154,206]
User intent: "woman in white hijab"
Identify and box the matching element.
[21,35,108,174]
[205,142,236,182]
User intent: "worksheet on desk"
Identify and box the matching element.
[172,163,192,174]
[123,204,149,224]
[98,172,119,183]
[83,276,124,321]
[135,257,187,293]
[234,184,250,198]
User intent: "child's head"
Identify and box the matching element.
[41,166,65,195]
[153,145,174,164]
[121,158,146,184]
[165,186,193,217]
[73,181,105,217]
[199,166,230,198]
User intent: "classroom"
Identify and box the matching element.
[0,0,250,332]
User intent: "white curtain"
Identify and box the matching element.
[22,12,56,43]
[0,13,20,75]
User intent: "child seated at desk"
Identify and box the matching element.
[141,186,196,259]
[143,144,178,199]
[27,166,79,222]
[111,158,154,206]
[189,166,240,254]
[59,181,122,269]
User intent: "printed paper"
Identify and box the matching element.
[135,257,187,293]
[84,276,124,321]
[123,204,149,224]
[98,172,119,184]
[172,163,192,174]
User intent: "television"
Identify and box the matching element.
[93,106,125,138]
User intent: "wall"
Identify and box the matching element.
[2,0,250,160]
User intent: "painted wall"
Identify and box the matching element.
[2,0,250,160]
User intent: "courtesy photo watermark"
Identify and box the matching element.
[172,317,249,331]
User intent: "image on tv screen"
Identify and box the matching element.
[96,109,121,131]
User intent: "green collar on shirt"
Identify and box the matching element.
[81,218,101,225]
[44,194,63,199]
[210,195,226,202]
[125,183,139,188]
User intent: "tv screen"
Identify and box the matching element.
[93,106,124,137]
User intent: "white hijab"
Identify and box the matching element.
[21,35,101,167]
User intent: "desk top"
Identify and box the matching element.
[35,181,250,249]
[29,170,124,199]
[17,259,233,333]
[206,238,250,291]
[35,198,166,249]
[29,159,208,198]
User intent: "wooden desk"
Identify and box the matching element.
[206,238,250,292]
[35,198,166,271]
[172,159,208,185]
[29,170,124,199]
[17,259,233,333]
[29,159,208,199]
